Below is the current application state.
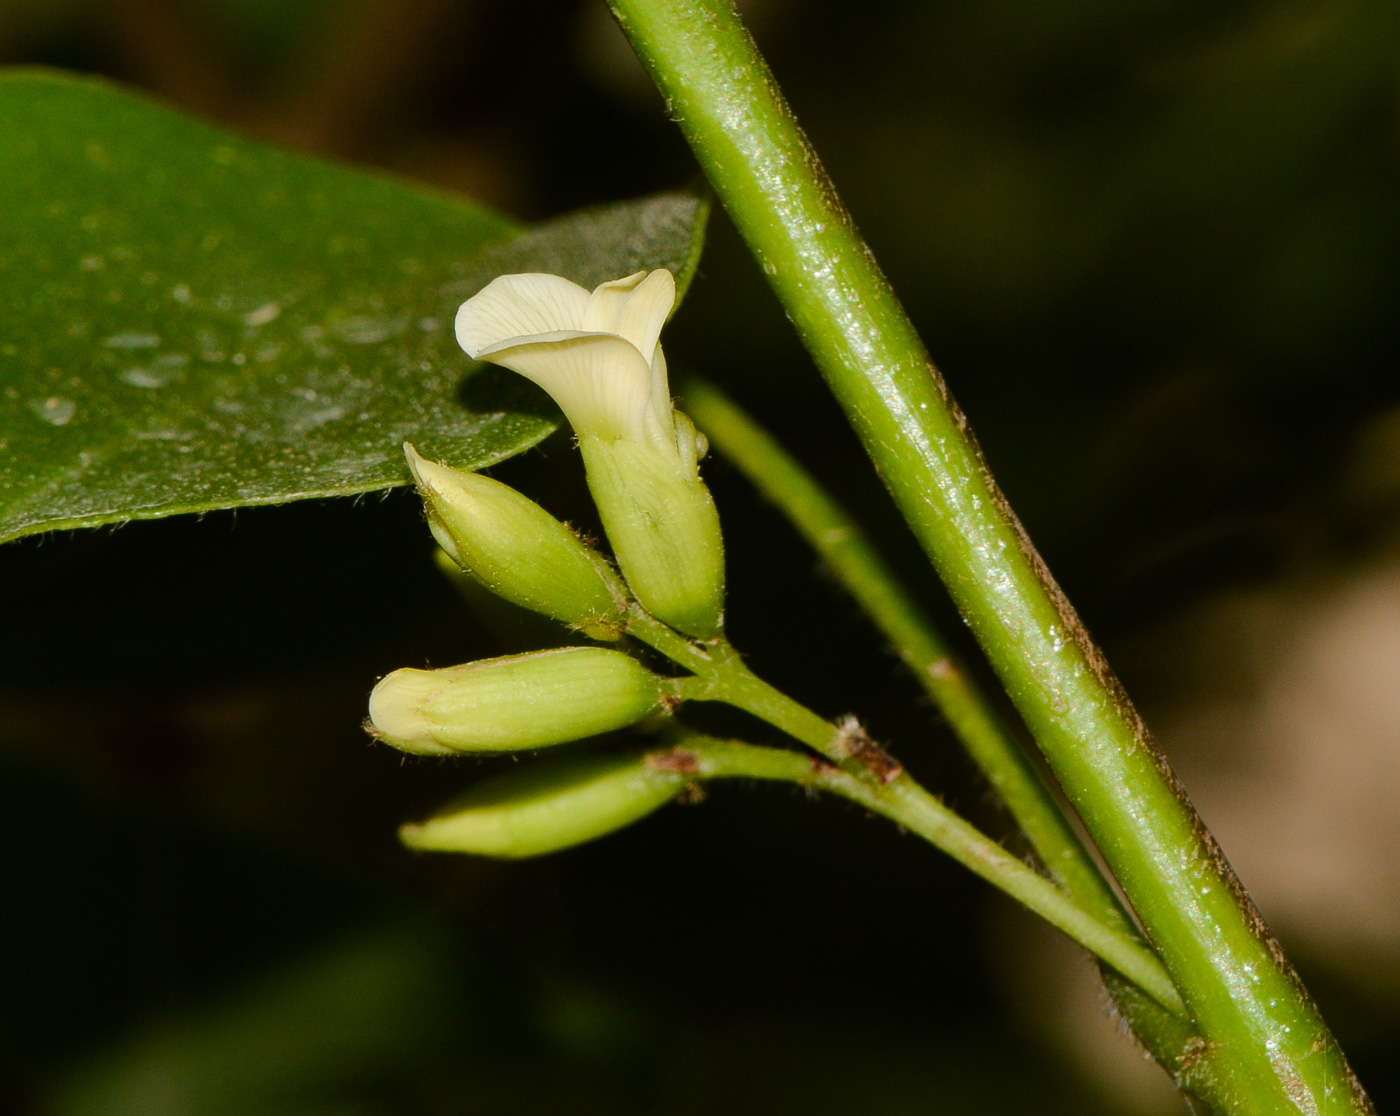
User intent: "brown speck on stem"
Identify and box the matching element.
[678,783,707,805]
[927,657,956,680]
[646,747,701,775]
[836,715,902,784]
[567,524,601,549]
[1178,1035,1214,1075]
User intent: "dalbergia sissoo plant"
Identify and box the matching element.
[364,1,1378,1111]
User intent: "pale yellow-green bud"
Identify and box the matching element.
[368,647,669,756]
[579,432,725,638]
[404,444,624,640]
[399,752,687,858]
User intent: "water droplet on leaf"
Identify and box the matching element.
[103,332,160,349]
[30,397,76,425]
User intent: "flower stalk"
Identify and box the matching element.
[680,377,1124,920]
[623,607,840,759]
[680,376,1205,1081]
[622,617,1185,1017]
[657,733,1184,1016]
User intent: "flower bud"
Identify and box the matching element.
[368,647,669,756]
[579,432,725,639]
[399,752,687,858]
[404,444,624,639]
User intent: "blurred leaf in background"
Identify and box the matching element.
[43,926,457,1116]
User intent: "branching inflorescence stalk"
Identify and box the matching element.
[680,378,1124,922]
[680,375,1202,1068]
[668,734,1185,1015]
[624,615,1184,1016]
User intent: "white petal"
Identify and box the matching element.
[479,332,657,444]
[582,271,648,336]
[583,269,675,365]
[645,343,676,450]
[455,273,591,358]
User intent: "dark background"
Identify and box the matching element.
[2,0,1399,1111]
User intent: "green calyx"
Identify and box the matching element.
[367,647,671,755]
[579,430,725,639]
[400,751,689,858]
[405,444,625,640]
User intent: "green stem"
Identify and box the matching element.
[681,376,1207,1090]
[609,2,1369,1111]
[666,734,1183,1016]
[628,607,841,759]
[635,608,1182,1019]
[682,376,1121,923]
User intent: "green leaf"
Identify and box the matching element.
[0,69,709,545]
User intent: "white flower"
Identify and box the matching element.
[455,268,724,638]
[455,269,681,458]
